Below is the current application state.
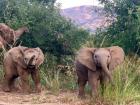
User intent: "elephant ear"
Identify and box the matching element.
[16,46,28,68]
[76,48,97,71]
[35,47,44,67]
[18,46,26,56]
[7,46,28,69]
[108,46,125,71]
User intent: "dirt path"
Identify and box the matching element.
[0,89,139,105]
[0,89,88,105]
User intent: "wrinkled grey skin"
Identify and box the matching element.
[75,46,124,98]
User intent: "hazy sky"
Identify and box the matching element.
[56,0,101,9]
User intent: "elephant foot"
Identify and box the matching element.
[78,93,86,99]
[3,86,11,92]
[21,88,31,94]
[34,88,41,93]
[90,91,99,99]
[78,95,86,99]
[35,89,41,93]
[35,84,41,93]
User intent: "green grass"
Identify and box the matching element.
[38,56,140,105]
[86,57,140,105]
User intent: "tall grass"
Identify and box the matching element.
[39,53,76,93]
[99,57,140,105]
[0,47,139,105]
[39,54,140,105]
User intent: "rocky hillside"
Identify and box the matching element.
[61,5,110,32]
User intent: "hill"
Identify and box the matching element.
[61,5,110,32]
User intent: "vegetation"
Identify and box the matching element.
[0,0,89,62]
[94,0,140,55]
[37,56,140,105]
[0,0,140,105]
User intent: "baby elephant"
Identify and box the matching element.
[3,46,44,93]
[75,46,124,98]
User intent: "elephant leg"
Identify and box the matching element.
[88,70,99,98]
[17,68,30,93]
[31,70,41,93]
[9,76,17,91]
[3,75,13,92]
[77,77,87,99]
[20,73,30,93]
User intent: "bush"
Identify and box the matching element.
[96,0,140,55]
[0,0,89,63]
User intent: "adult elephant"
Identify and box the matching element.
[0,23,29,49]
[75,46,125,98]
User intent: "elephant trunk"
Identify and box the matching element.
[100,60,113,85]
[27,55,36,69]
[28,55,35,65]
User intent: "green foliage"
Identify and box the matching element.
[96,0,140,55]
[31,0,56,5]
[39,54,76,93]
[0,0,89,62]
[100,57,140,104]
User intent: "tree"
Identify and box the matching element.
[95,0,140,54]
[0,0,89,62]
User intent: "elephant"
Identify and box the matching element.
[75,46,125,98]
[2,46,44,93]
[0,23,29,49]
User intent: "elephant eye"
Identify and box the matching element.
[94,55,97,58]
[24,58,28,62]
[24,58,27,60]
[108,55,110,58]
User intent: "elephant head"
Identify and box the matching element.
[18,46,44,70]
[0,23,29,49]
[93,48,112,83]
[76,46,124,84]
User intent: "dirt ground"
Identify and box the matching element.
[0,85,139,105]
[0,85,93,105]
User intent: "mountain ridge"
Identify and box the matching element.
[61,5,109,32]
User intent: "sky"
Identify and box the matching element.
[56,0,102,9]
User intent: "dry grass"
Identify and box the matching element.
[0,53,140,105]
